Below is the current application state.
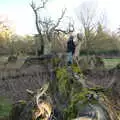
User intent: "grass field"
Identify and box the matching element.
[103,58,120,69]
[0,55,120,70]
[0,97,12,118]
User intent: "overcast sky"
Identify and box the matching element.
[0,0,120,35]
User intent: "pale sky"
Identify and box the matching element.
[0,0,120,35]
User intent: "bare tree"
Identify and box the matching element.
[30,0,69,55]
[76,1,109,58]
[30,0,48,55]
[117,26,120,36]
[76,1,99,60]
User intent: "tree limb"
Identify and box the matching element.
[50,8,67,31]
[30,0,48,11]
[30,0,48,34]
[54,28,72,34]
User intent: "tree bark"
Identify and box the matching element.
[33,7,44,55]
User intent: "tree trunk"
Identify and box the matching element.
[34,10,44,55]
[40,39,44,55]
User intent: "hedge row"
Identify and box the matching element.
[80,50,120,56]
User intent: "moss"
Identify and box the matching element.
[71,64,82,73]
[71,81,82,93]
[70,86,100,115]
[56,67,72,98]
[71,88,97,104]
[56,66,101,120]
[89,86,105,92]
[88,87,112,97]
[53,58,61,64]
[51,58,61,67]
[63,86,99,119]
[64,104,77,120]
[56,67,68,79]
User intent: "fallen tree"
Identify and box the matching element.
[9,62,120,120]
[0,54,118,120]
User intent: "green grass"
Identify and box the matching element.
[103,58,120,69]
[0,97,12,118]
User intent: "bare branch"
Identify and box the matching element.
[38,18,54,29]
[68,17,75,32]
[36,83,49,106]
[30,0,48,11]
[50,8,67,31]
[54,29,69,34]
[26,89,35,96]
[30,0,48,35]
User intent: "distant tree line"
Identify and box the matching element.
[0,0,120,57]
